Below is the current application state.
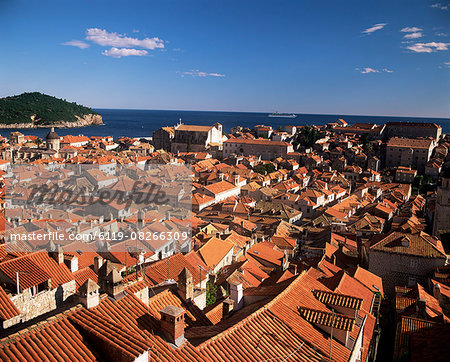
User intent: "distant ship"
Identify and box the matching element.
[268,112,297,118]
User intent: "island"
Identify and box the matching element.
[0,92,103,128]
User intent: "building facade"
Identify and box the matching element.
[384,122,442,141]
[385,137,435,173]
[171,123,223,153]
[223,138,293,160]
[432,171,450,237]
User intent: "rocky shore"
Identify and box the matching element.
[0,113,103,129]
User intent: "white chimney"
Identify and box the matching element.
[230,282,243,311]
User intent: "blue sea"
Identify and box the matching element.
[2,109,450,139]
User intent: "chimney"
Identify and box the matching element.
[233,173,239,186]
[105,268,124,299]
[138,209,145,227]
[433,283,441,299]
[78,279,100,309]
[416,298,427,317]
[50,245,64,264]
[94,255,103,273]
[67,255,79,273]
[160,305,186,346]
[230,282,243,311]
[177,268,193,303]
[222,298,234,320]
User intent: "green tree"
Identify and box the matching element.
[254,163,275,175]
[0,92,98,125]
[298,125,319,148]
[206,281,217,306]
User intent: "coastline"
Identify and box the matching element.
[0,113,103,129]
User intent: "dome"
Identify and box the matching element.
[46,127,59,140]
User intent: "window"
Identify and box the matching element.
[408,277,416,286]
[410,259,418,268]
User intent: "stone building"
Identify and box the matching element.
[368,231,447,296]
[171,123,223,153]
[223,138,293,160]
[385,137,435,173]
[45,127,60,152]
[153,126,175,151]
[384,122,442,141]
[9,132,25,146]
[433,168,450,237]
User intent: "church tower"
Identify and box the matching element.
[45,127,60,151]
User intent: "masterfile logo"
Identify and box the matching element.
[3,163,193,254]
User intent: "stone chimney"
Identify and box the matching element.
[78,279,100,309]
[64,255,79,273]
[178,268,193,303]
[434,283,441,299]
[233,172,239,186]
[416,298,427,317]
[105,268,124,299]
[230,282,243,311]
[138,209,145,228]
[222,298,234,320]
[160,305,186,346]
[98,260,123,299]
[50,245,64,264]
[93,256,103,273]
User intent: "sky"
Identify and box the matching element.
[0,0,449,117]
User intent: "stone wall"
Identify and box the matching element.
[368,250,446,297]
[10,280,76,324]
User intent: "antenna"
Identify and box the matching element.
[329,309,334,361]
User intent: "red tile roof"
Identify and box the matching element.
[0,316,97,361]
[369,231,447,258]
[0,285,20,321]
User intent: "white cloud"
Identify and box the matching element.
[436,32,448,37]
[431,3,449,10]
[62,40,90,49]
[356,67,393,74]
[180,69,225,78]
[444,62,450,67]
[362,23,387,34]
[86,28,164,50]
[102,47,148,58]
[404,32,423,39]
[356,67,378,74]
[401,27,423,33]
[406,42,449,53]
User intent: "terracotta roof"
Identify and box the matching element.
[369,231,447,258]
[0,316,97,361]
[146,289,211,328]
[312,289,363,310]
[73,267,98,290]
[247,242,285,267]
[386,121,440,129]
[177,125,213,132]
[204,180,238,195]
[0,285,20,321]
[225,138,291,146]
[297,306,355,331]
[351,266,384,295]
[410,323,450,362]
[397,316,438,348]
[387,137,433,149]
[69,308,152,359]
[144,252,207,286]
[198,237,233,269]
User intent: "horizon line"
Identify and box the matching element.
[90,107,450,120]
